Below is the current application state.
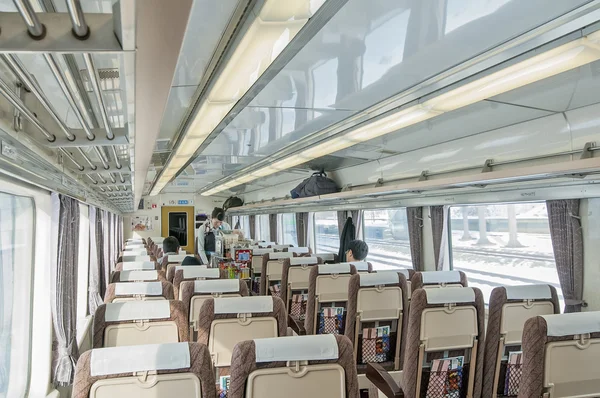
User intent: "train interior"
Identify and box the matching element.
[2,0,600,397]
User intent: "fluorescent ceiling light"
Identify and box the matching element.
[202,31,600,196]
[151,0,325,196]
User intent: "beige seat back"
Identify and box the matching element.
[339,261,372,274]
[304,264,356,335]
[252,248,274,294]
[229,334,359,398]
[92,300,188,348]
[72,342,216,398]
[483,284,559,397]
[271,244,291,251]
[345,271,408,371]
[103,281,175,303]
[285,246,310,255]
[411,270,468,291]
[171,266,221,298]
[261,252,294,296]
[280,256,321,311]
[519,312,600,398]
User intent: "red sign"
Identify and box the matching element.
[151,204,157,209]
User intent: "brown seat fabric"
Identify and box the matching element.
[228,334,360,398]
[410,270,468,291]
[72,342,216,398]
[172,267,228,299]
[103,280,175,303]
[260,252,296,295]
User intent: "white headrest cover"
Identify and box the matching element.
[90,342,190,377]
[194,279,240,293]
[166,254,187,263]
[254,334,338,363]
[359,272,399,287]
[124,244,145,249]
[425,287,475,304]
[318,264,351,275]
[104,300,170,321]
[114,282,163,296]
[214,296,273,314]
[119,270,158,281]
[421,271,461,284]
[123,255,152,262]
[505,284,552,300]
[339,261,368,271]
[253,248,274,255]
[543,312,600,337]
[123,249,146,253]
[176,266,218,279]
[272,245,289,250]
[258,242,276,248]
[127,239,143,243]
[290,256,318,266]
[288,247,309,254]
[122,261,155,271]
[316,253,335,261]
[269,252,294,260]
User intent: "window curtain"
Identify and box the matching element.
[296,212,309,247]
[97,210,109,298]
[337,211,346,236]
[88,207,103,314]
[351,210,362,237]
[430,205,445,271]
[407,207,424,271]
[547,199,584,312]
[50,194,80,386]
[338,216,356,262]
[269,214,278,244]
[249,215,256,240]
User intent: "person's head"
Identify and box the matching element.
[211,207,225,228]
[181,255,202,266]
[346,240,368,261]
[163,236,180,254]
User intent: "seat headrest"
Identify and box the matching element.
[253,248,274,255]
[542,312,600,337]
[425,287,475,304]
[315,253,335,261]
[119,270,158,281]
[289,256,318,266]
[258,242,276,248]
[104,300,171,321]
[122,261,155,271]
[166,254,187,263]
[339,261,368,271]
[153,238,165,244]
[318,264,351,275]
[175,266,218,279]
[287,247,309,254]
[254,334,338,363]
[214,296,273,314]
[396,268,410,278]
[505,284,552,300]
[90,342,190,376]
[114,282,163,296]
[194,279,240,293]
[421,271,461,284]
[268,252,294,260]
[272,245,289,250]
[359,272,399,287]
[122,255,151,262]
[124,244,145,249]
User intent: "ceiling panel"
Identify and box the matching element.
[158,85,197,139]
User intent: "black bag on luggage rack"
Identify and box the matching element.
[290,171,339,198]
[223,196,243,210]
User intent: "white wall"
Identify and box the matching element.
[123,193,222,240]
[581,198,600,311]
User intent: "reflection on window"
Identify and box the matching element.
[312,58,338,109]
[449,202,562,305]
[363,209,412,270]
[282,214,298,246]
[445,0,512,34]
[258,214,270,242]
[0,193,34,396]
[315,211,339,254]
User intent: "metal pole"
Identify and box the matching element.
[13,0,46,39]
[60,148,84,171]
[109,173,116,183]
[77,148,97,170]
[86,174,98,184]
[66,0,89,39]
[82,54,114,140]
[118,172,125,183]
[94,147,110,170]
[96,173,107,184]
[110,146,122,169]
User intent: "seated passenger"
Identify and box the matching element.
[157,236,180,264]
[346,239,368,262]
[182,255,202,266]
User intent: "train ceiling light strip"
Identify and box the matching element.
[201,30,600,196]
[149,0,327,196]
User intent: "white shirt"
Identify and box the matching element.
[196,219,231,264]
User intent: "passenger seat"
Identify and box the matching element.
[261,251,294,296]
[172,266,224,299]
[251,248,274,295]
[103,280,175,303]
[110,269,167,284]
[411,270,468,291]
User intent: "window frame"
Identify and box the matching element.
[313,211,340,254]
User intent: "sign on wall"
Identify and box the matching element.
[132,216,153,231]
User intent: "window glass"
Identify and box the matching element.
[314,211,339,253]
[363,209,412,270]
[449,203,563,305]
[258,214,270,242]
[0,193,34,396]
[282,214,298,246]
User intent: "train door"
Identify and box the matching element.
[160,206,195,254]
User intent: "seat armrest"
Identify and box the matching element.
[366,363,404,398]
[287,314,306,335]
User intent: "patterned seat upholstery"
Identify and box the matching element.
[228,334,360,398]
[110,269,167,284]
[368,287,486,398]
[304,263,357,336]
[261,252,295,295]
[92,300,189,348]
[162,254,189,274]
[410,270,468,291]
[72,342,216,398]
[103,280,175,303]
[482,285,559,397]
[281,256,323,315]
[518,312,600,398]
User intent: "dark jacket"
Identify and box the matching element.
[338,216,356,262]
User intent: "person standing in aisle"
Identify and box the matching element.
[196,207,231,265]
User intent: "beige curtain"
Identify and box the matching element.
[430,205,445,271]
[296,212,309,247]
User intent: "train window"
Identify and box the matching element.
[240,216,251,240]
[281,213,298,246]
[0,193,34,396]
[363,209,412,270]
[449,203,562,305]
[314,211,339,254]
[258,214,270,241]
[76,203,90,326]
